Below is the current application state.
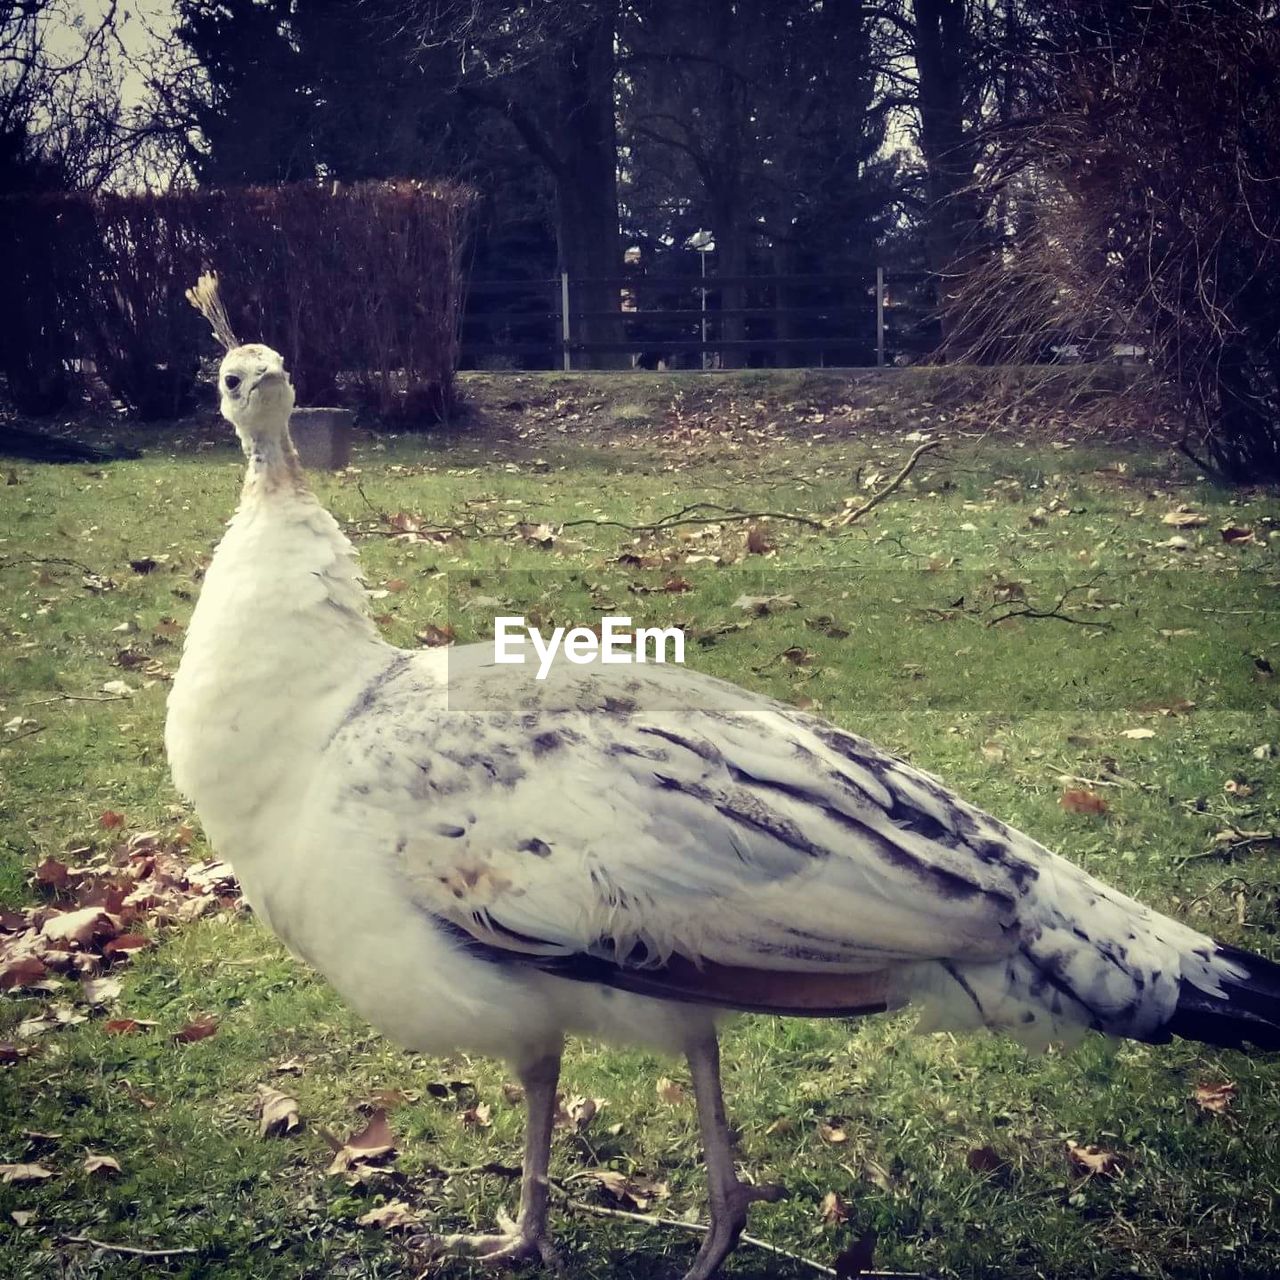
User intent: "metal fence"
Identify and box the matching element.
[459,270,936,371]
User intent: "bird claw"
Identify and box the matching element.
[736,1179,785,1209]
[412,1218,562,1272]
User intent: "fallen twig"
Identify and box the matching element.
[561,501,824,534]
[59,1234,198,1259]
[563,1199,927,1279]
[987,576,1113,630]
[828,440,941,528]
[1175,833,1277,868]
[423,1162,927,1278]
[23,693,132,706]
[0,554,98,576]
[1,724,45,744]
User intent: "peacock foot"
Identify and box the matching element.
[413,1210,561,1272]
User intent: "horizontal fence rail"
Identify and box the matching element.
[459,270,939,372]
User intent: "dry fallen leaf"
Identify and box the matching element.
[461,1102,493,1129]
[555,1093,605,1132]
[416,623,456,648]
[173,1015,219,1044]
[1193,1081,1236,1115]
[257,1084,302,1138]
[82,1153,122,1177]
[99,810,126,829]
[104,1018,157,1034]
[582,1168,669,1210]
[817,1120,848,1145]
[80,976,122,1006]
[356,1199,424,1230]
[732,593,797,615]
[1059,788,1108,816]
[819,1189,849,1224]
[655,1076,686,1105]
[1065,1139,1123,1177]
[1220,525,1257,545]
[1120,728,1156,740]
[0,1163,54,1183]
[746,525,774,555]
[326,1109,396,1175]
[1162,508,1208,528]
[41,906,112,946]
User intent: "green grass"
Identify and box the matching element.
[2,376,1279,1279]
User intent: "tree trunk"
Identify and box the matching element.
[912,0,983,344]
[554,1,627,370]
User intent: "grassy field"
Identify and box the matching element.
[1,371,1278,1279]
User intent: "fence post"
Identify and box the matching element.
[560,272,572,372]
[875,266,885,368]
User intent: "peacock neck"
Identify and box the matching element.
[240,431,306,501]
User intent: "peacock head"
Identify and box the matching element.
[217,343,295,452]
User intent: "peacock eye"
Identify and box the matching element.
[224,374,241,391]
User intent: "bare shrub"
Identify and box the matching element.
[2,181,475,422]
[948,1,1280,480]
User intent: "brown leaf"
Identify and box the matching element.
[384,578,408,593]
[582,1169,670,1211]
[1220,525,1257,545]
[461,1102,492,1129]
[819,1190,849,1224]
[82,1153,122,1177]
[1161,508,1208,527]
[1059,788,1108,816]
[256,1084,301,1138]
[1193,1081,1236,1115]
[661,575,693,593]
[732,593,797,615]
[103,934,151,957]
[746,525,774,555]
[0,1163,54,1184]
[655,1076,686,1105]
[79,976,122,1006]
[834,1229,877,1279]
[104,1018,157,1034]
[173,1015,219,1044]
[33,858,71,891]
[416,623,456,648]
[501,1082,525,1105]
[0,956,48,992]
[99,810,125,830]
[817,1120,848,1145]
[41,906,112,947]
[356,1199,424,1230]
[555,1093,604,1132]
[325,1109,396,1175]
[1065,1139,1123,1177]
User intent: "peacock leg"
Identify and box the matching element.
[416,1047,562,1270]
[681,1031,784,1280]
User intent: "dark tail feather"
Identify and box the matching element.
[1165,943,1280,1052]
